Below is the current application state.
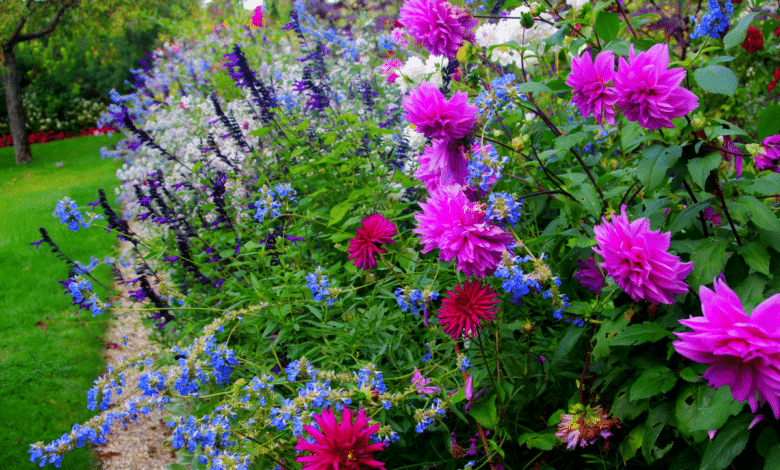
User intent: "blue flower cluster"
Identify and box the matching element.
[691,0,733,39]
[64,276,109,316]
[241,374,275,405]
[493,254,541,304]
[305,267,335,306]
[394,286,439,316]
[486,192,522,227]
[457,353,472,371]
[53,198,90,231]
[467,144,508,191]
[86,366,125,411]
[253,183,296,222]
[414,398,447,433]
[170,405,236,456]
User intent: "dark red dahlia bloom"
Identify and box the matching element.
[295,407,387,470]
[741,27,764,53]
[346,214,397,270]
[438,279,499,338]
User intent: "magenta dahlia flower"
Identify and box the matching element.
[593,205,693,304]
[296,407,387,470]
[673,278,780,419]
[567,50,618,125]
[251,6,264,27]
[413,185,513,277]
[756,134,780,173]
[403,83,477,140]
[414,139,468,191]
[613,44,699,131]
[346,214,397,270]
[398,0,477,58]
[438,279,499,338]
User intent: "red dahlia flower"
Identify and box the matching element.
[741,26,764,53]
[346,214,397,270]
[296,407,387,470]
[438,279,499,338]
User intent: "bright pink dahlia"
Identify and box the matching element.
[398,0,477,59]
[413,185,513,278]
[438,279,499,338]
[296,407,387,470]
[251,6,264,27]
[756,134,780,173]
[613,44,699,131]
[415,139,468,191]
[673,278,780,419]
[403,83,477,140]
[346,214,397,270]
[567,50,619,125]
[593,205,693,304]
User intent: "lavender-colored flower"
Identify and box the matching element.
[411,367,440,395]
[755,134,780,173]
[721,136,743,178]
[403,83,477,140]
[399,0,477,59]
[573,255,606,295]
[414,139,468,191]
[593,205,693,304]
[555,404,617,450]
[566,50,618,125]
[613,44,699,131]
[673,278,780,419]
[413,185,513,278]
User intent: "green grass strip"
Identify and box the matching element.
[0,135,122,470]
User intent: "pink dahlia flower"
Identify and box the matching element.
[403,83,477,140]
[593,205,693,304]
[398,0,477,59]
[756,134,780,173]
[414,139,468,191]
[251,6,264,27]
[413,185,513,277]
[673,278,780,419]
[567,50,618,125]
[613,44,699,131]
[296,407,387,470]
[346,214,397,270]
[438,279,499,338]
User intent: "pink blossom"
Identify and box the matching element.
[756,134,780,173]
[414,139,468,191]
[673,278,780,419]
[346,214,397,270]
[391,27,409,46]
[721,136,743,178]
[380,58,403,83]
[251,6,265,27]
[411,367,440,395]
[566,50,618,125]
[413,185,513,277]
[593,205,693,304]
[613,44,699,131]
[438,279,499,338]
[398,0,476,58]
[403,83,477,140]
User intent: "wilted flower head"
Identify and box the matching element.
[673,278,780,419]
[613,44,699,131]
[755,134,780,173]
[573,255,606,295]
[555,404,617,450]
[296,407,387,470]
[403,83,477,140]
[413,185,513,278]
[567,50,618,125]
[438,279,499,338]
[593,205,693,304]
[399,0,477,59]
[346,214,397,270]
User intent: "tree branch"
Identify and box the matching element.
[11,0,78,45]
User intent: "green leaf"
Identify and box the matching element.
[619,425,645,464]
[723,12,759,50]
[693,66,738,97]
[688,237,729,290]
[700,414,753,470]
[642,402,673,464]
[738,196,780,232]
[554,132,589,151]
[756,427,779,458]
[469,394,498,430]
[765,445,780,470]
[516,82,553,94]
[570,183,601,217]
[630,366,678,401]
[758,105,780,141]
[687,153,722,188]
[518,432,558,451]
[329,202,352,225]
[595,11,620,43]
[679,367,704,383]
[688,386,744,433]
[611,322,674,347]
[738,242,771,275]
[551,325,585,366]
[637,145,682,191]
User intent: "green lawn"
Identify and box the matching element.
[0,135,123,469]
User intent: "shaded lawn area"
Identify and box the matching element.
[0,135,123,469]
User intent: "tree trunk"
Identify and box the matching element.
[2,45,32,164]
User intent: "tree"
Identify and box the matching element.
[1,0,79,164]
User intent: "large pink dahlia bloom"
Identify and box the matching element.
[567,50,618,125]
[438,279,499,338]
[398,0,477,58]
[413,185,513,277]
[403,83,477,140]
[673,279,780,419]
[295,407,387,470]
[346,214,397,270]
[593,205,693,304]
[613,44,699,131]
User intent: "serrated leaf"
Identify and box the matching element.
[554,132,589,151]
[688,386,744,433]
[637,145,682,191]
[687,153,722,188]
[723,12,759,50]
[329,202,352,225]
[469,394,498,430]
[642,402,673,464]
[518,432,558,451]
[738,196,780,232]
[551,325,585,366]
[619,425,645,464]
[694,66,738,96]
[738,242,771,275]
[700,414,752,470]
[516,82,553,94]
[630,366,678,401]
[689,237,729,290]
[765,445,780,470]
[595,11,620,43]
[611,322,674,346]
[756,427,779,458]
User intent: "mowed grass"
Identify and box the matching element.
[0,135,123,469]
